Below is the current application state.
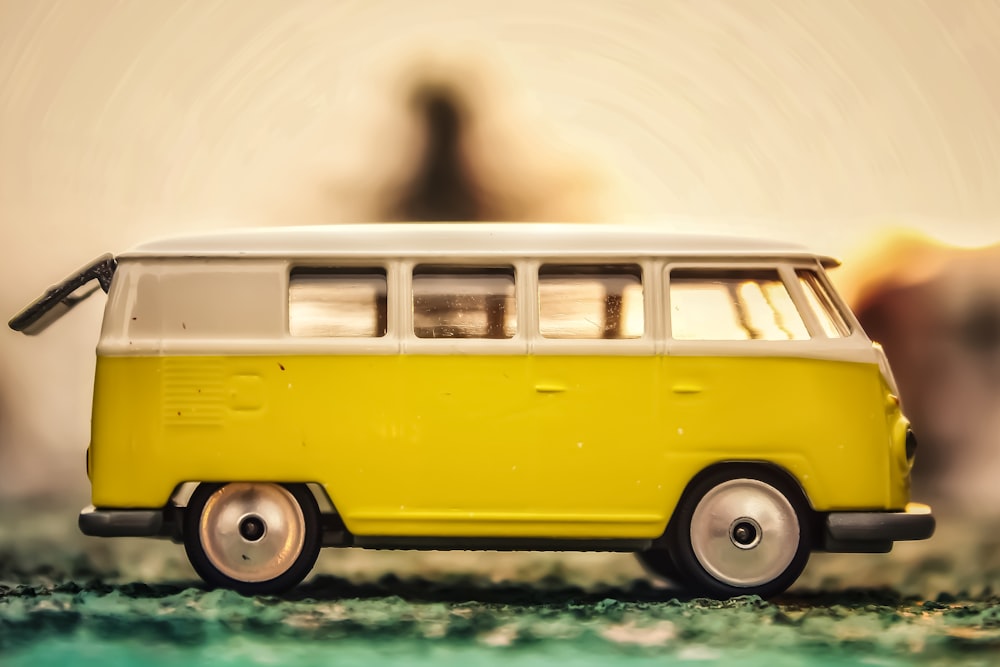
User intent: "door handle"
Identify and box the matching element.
[535,383,567,394]
[672,383,703,395]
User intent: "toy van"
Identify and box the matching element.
[9,223,935,598]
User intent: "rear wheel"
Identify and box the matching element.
[184,482,321,595]
[669,467,811,599]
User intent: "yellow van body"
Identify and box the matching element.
[90,353,909,539]
[11,223,932,597]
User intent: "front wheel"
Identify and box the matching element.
[184,482,321,595]
[669,468,811,599]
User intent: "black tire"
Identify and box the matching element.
[668,466,811,599]
[184,482,321,596]
[636,549,684,585]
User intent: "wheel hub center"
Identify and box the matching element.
[730,517,762,549]
[239,515,266,542]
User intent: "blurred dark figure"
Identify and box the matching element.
[389,84,481,222]
[367,66,617,226]
[845,234,1000,510]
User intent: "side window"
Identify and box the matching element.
[413,266,517,339]
[538,264,644,339]
[288,268,387,337]
[669,268,809,341]
[796,269,851,337]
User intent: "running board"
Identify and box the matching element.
[344,535,654,552]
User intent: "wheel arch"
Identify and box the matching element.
[169,481,338,513]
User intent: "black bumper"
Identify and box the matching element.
[79,505,174,538]
[821,502,935,553]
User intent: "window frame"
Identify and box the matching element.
[410,263,519,341]
[530,259,657,356]
[663,261,823,352]
[400,259,528,355]
[284,261,400,354]
[288,266,390,339]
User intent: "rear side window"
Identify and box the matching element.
[413,266,517,339]
[289,268,388,337]
[669,268,809,341]
[538,264,644,339]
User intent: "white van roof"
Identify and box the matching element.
[120,223,840,267]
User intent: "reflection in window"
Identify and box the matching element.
[413,266,516,339]
[289,268,387,337]
[669,269,808,340]
[797,270,851,337]
[539,265,644,339]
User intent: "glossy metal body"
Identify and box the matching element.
[86,224,913,541]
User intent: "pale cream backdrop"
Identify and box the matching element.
[1,0,999,500]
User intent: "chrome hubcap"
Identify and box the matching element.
[199,483,305,583]
[729,517,762,549]
[238,515,266,542]
[690,479,799,587]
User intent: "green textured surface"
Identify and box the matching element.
[1,503,999,665]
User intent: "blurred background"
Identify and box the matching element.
[1,0,999,535]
